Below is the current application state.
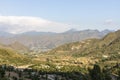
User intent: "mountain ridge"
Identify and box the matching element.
[0,29,113,52]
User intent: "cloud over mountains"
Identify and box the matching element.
[0,16,70,34]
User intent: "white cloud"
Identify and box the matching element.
[103,19,115,25]
[0,16,71,34]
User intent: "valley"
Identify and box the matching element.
[0,0,120,79]
[0,30,119,80]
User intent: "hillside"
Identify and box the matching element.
[0,41,29,54]
[47,30,120,54]
[40,30,120,67]
[7,41,29,53]
[0,47,30,66]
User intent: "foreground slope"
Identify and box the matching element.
[0,47,30,65]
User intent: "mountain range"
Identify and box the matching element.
[0,29,113,53]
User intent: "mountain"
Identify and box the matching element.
[63,28,77,33]
[46,30,120,66]
[20,31,56,36]
[0,29,112,52]
[0,31,14,37]
[101,29,114,35]
[47,30,120,55]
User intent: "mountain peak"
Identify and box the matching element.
[64,28,77,33]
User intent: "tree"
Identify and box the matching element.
[89,64,102,80]
[117,71,120,80]
[102,68,112,80]
[18,71,22,78]
[0,68,5,78]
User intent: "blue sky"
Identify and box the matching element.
[0,0,120,33]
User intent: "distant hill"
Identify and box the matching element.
[20,31,55,36]
[0,29,113,52]
[0,31,14,37]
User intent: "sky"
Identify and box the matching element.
[0,0,120,34]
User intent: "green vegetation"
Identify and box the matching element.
[0,47,31,66]
[0,63,119,80]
